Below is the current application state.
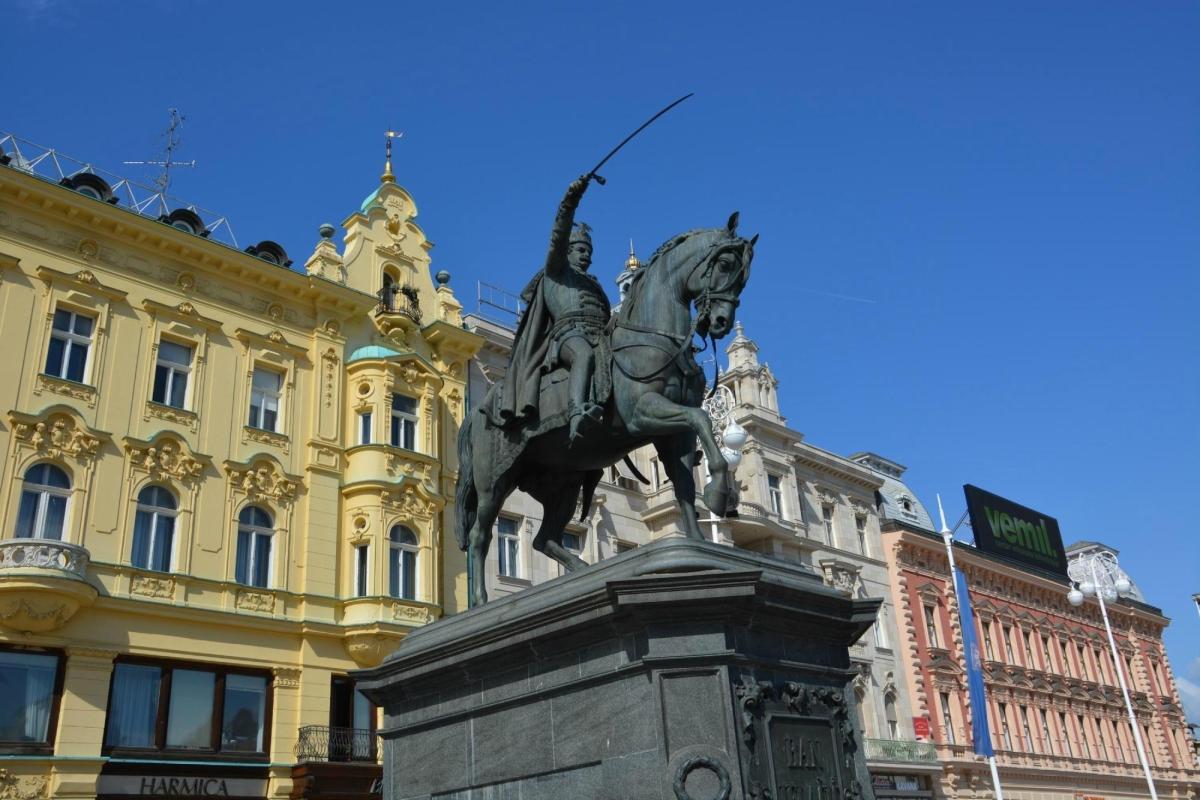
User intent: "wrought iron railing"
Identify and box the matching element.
[864,737,939,764]
[375,290,422,323]
[0,539,91,578]
[294,725,378,763]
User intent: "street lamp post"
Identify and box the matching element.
[1066,550,1158,800]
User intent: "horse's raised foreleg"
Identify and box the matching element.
[530,475,589,573]
[627,392,734,517]
[655,434,705,540]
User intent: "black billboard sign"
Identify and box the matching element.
[963,485,1068,576]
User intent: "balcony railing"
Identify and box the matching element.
[864,737,940,764]
[295,725,378,763]
[375,289,421,323]
[0,538,91,578]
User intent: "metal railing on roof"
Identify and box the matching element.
[0,131,239,248]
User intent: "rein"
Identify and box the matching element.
[611,236,749,391]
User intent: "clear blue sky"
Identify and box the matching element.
[6,2,1198,717]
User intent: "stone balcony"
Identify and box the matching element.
[0,538,98,632]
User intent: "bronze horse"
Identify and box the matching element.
[455,214,756,606]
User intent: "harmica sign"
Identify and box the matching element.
[963,485,1068,576]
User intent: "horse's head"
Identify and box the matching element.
[678,212,757,339]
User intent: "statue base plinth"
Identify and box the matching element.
[356,538,880,800]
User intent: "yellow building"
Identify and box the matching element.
[0,135,480,799]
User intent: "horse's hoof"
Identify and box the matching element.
[703,481,729,517]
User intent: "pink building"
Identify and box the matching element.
[883,523,1199,799]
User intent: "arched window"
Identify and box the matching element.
[15,464,71,540]
[132,485,177,572]
[235,506,273,588]
[389,525,418,600]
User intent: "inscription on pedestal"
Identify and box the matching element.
[766,715,842,800]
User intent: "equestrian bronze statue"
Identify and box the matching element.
[455,172,756,606]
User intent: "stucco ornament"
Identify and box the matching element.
[126,434,206,483]
[11,410,104,462]
[225,458,300,503]
[0,769,48,800]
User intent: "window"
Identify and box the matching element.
[44,308,94,383]
[152,340,192,409]
[354,544,369,597]
[1111,719,1125,761]
[1039,708,1054,755]
[104,659,270,755]
[998,703,1013,750]
[1003,626,1016,662]
[561,531,582,553]
[939,692,955,745]
[924,605,940,649]
[1023,631,1034,666]
[1094,717,1108,759]
[982,622,995,660]
[1124,656,1135,689]
[1152,661,1165,694]
[1143,725,1156,766]
[248,368,282,432]
[1041,635,1051,670]
[1059,712,1073,757]
[235,506,273,588]
[15,464,70,540]
[497,517,520,578]
[358,411,373,445]
[855,514,868,555]
[388,526,418,600]
[0,648,62,747]
[1094,648,1106,683]
[390,395,418,450]
[875,607,890,649]
[1020,706,1035,753]
[329,676,377,760]
[884,695,898,739]
[767,474,783,516]
[649,457,662,491]
[1078,646,1090,680]
[1077,715,1091,758]
[822,503,835,545]
[1061,641,1073,677]
[132,485,177,572]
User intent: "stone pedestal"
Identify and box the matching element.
[355,538,880,800]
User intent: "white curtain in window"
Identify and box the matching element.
[22,661,55,740]
[106,664,160,747]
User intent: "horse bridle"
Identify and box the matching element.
[612,236,753,392]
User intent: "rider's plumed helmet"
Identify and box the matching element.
[569,222,593,249]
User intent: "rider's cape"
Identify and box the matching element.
[482,270,612,430]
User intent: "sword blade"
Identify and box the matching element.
[588,92,694,179]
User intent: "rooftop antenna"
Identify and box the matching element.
[123,108,196,195]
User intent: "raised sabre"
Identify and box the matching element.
[586,92,694,185]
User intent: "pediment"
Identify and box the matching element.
[224,454,302,504]
[124,431,211,484]
[9,405,109,463]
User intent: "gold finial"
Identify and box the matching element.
[383,130,403,183]
[626,239,640,271]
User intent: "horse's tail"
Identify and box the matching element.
[454,412,477,552]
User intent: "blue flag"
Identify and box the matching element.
[954,567,994,757]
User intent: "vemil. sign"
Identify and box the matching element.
[964,484,1067,576]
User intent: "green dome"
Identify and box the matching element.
[347,344,403,363]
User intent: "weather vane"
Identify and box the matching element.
[382,129,403,182]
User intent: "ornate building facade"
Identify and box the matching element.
[465,261,941,798]
[882,522,1199,798]
[0,136,479,799]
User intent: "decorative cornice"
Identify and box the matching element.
[35,264,127,302]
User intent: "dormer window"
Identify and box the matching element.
[158,208,207,237]
[59,172,118,204]
[244,240,291,267]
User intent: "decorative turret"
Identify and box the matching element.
[725,321,759,371]
[614,240,641,305]
[303,222,346,283]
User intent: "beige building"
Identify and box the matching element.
[0,135,479,799]
[465,257,942,798]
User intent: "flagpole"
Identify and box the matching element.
[938,494,1005,800]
